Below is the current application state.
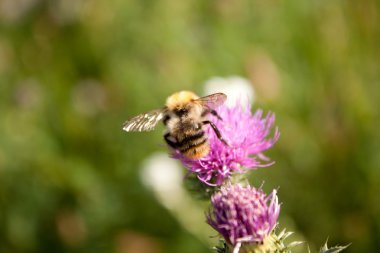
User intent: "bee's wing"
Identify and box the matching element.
[122,108,167,132]
[193,93,227,109]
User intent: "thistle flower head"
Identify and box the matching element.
[207,183,280,249]
[172,102,279,186]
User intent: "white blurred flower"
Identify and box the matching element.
[140,152,213,243]
[140,152,183,209]
[203,76,255,106]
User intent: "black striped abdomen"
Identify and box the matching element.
[177,131,210,159]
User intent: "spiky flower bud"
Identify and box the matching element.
[207,183,280,252]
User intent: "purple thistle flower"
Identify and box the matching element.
[172,102,279,186]
[207,183,280,248]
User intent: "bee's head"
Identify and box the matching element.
[166,91,199,110]
[174,107,189,117]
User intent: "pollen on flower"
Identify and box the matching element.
[206,183,280,248]
[171,102,279,186]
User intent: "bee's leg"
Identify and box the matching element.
[164,133,178,149]
[210,110,223,121]
[202,120,229,146]
[202,109,223,121]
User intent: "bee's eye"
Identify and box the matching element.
[175,108,188,116]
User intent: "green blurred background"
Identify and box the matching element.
[0,0,379,252]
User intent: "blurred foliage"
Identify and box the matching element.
[0,0,379,252]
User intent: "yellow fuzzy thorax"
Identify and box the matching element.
[165,91,199,110]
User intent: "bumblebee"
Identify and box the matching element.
[123,91,228,159]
